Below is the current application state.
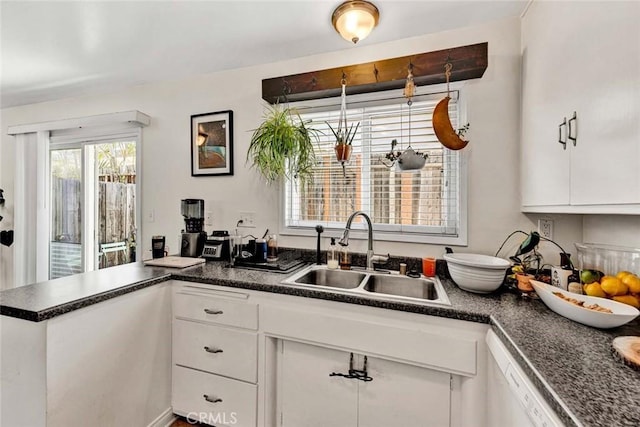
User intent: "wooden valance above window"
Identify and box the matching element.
[262,42,488,104]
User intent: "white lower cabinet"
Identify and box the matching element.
[279,341,358,426]
[171,280,490,427]
[358,355,451,427]
[279,340,451,427]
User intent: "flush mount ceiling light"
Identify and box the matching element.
[331,0,380,44]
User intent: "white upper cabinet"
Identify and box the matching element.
[521,1,640,213]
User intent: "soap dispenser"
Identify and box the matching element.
[327,238,339,269]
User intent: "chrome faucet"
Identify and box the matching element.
[339,211,388,270]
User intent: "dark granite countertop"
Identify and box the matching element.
[0,263,171,321]
[1,259,639,426]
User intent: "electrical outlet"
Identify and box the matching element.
[538,219,553,240]
[205,211,213,227]
[147,209,155,223]
[238,212,256,228]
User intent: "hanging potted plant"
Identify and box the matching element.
[247,104,319,183]
[327,76,359,166]
[328,120,359,163]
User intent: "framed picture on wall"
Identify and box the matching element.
[191,110,234,176]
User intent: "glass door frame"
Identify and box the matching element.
[48,130,141,278]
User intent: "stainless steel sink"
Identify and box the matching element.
[282,265,450,306]
[293,269,366,289]
[363,275,438,300]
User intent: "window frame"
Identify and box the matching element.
[279,84,468,246]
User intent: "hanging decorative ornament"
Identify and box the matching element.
[327,74,359,177]
[403,63,416,106]
[381,64,428,172]
[433,62,469,151]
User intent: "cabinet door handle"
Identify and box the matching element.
[203,394,223,403]
[204,346,224,354]
[558,117,567,150]
[329,353,374,382]
[204,308,223,315]
[568,111,577,146]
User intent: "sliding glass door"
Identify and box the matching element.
[49,139,137,279]
[50,149,83,278]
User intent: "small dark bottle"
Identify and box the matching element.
[560,252,573,270]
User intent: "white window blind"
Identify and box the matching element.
[285,91,462,239]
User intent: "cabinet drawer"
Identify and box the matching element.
[172,365,257,427]
[173,319,257,383]
[174,292,258,330]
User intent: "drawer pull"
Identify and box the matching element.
[204,346,224,354]
[203,394,223,403]
[204,308,224,315]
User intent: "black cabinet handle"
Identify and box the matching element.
[558,117,567,150]
[329,353,373,382]
[568,112,577,146]
[204,346,224,354]
[203,394,222,403]
[204,308,223,315]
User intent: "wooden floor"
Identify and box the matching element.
[171,417,209,427]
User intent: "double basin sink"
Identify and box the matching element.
[281,265,450,306]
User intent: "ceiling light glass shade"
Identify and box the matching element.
[332,0,380,44]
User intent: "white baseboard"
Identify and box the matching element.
[147,407,176,427]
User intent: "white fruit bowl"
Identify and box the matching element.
[531,280,639,329]
[443,253,511,294]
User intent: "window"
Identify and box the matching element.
[284,90,466,244]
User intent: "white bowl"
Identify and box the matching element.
[531,280,639,329]
[444,253,510,294]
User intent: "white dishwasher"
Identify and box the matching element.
[486,330,565,427]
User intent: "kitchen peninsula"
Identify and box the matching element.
[1,261,638,427]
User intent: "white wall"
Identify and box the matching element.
[583,215,640,247]
[0,16,585,288]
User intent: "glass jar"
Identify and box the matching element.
[339,245,351,270]
[575,243,640,280]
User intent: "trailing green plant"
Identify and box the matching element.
[247,105,319,183]
[457,123,470,138]
[383,139,428,164]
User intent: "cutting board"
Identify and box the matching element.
[612,336,640,370]
[144,256,206,268]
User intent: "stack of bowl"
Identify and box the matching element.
[443,253,511,294]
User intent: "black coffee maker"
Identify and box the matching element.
[181,199,207,257]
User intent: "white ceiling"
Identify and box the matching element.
[1,1,527,109]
